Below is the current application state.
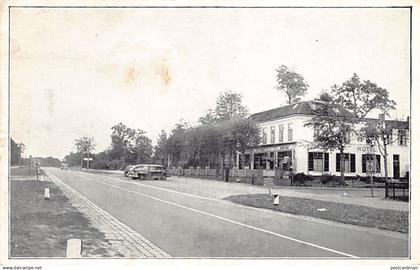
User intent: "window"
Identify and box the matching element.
[278,124,284,143]
[262,128,267,144]
[308,152,329,172]
[270,126,275,144]
[362,154,381,173]
[336,153,356,173]
[287,123,293,141]
[254,152,267,169]
[398,129,408,146]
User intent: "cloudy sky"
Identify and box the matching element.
[10,7,410,159]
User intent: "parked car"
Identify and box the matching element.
[124,165,135,177]
[124,164,146,177]
[129,164,167,180]
[60,163,68,170]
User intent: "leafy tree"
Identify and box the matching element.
[110,123,152,168]
[305,102,354,184]
[75,136,96,168]
[64,151,83,167]
[165,122,190,167]
[35,157,61,167]
[133,132,153,164]
[198,109,217,125]
[332,73,396,118]
[230,118,260,169]
[276,65,309,104]
[153,130,168,165]
[10,138,23,166]
[215,91,249,121]
[316,91,334,103]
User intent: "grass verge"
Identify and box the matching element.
[224,194,408,233]
[10,179,119,257]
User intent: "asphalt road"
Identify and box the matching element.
[44,167,408,258]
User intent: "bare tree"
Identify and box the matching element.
[362,115,408,184]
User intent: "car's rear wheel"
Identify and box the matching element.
[131,176,138,180]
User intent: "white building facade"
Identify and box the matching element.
[238,101,409,180]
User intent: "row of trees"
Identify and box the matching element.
[155,91,259,170]
[65,91,260,171]
[64,124,154,169]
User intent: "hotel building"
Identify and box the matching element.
[237,101,409,179]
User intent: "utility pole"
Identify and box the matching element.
[368,141,376,198]
[29,155,32,175]
[86,152,90,170]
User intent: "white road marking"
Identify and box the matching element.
[74,171,409,241]
[68,171,359,258]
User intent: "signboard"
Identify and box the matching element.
[366,160,376,174]
[357,146,376,153]
[83,158,93,161]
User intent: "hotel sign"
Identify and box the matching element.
[357,146,376,152]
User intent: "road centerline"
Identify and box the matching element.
[71,172,359,258]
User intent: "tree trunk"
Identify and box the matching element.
[339,148,345,185]
[80,153,83,170]
[225,151,232,182]
[241,150,246,170]
[383,144,389,181]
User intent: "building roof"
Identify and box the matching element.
[249,101,409,129]
[363,118,409,129]
[249,100,348,123]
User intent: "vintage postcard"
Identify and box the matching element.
[0,0,418,269]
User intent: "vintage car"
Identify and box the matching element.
[124,164,147,177]
[129,164,167,180]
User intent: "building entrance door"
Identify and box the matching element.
[393,154,400,179]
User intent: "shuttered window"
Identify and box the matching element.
[362,154,381,173]
[308,152,329,172]
[336,153,356,173]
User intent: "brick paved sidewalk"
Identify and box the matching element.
[45,171,170,258]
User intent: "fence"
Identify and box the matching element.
[385,181,409,201]
[167,167,299,187]
[168,167,267,185]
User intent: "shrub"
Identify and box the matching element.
[293,173,313,186]
[320,174,335,184]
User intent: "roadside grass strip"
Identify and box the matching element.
[224,194,408,234]
[10,180,114,257]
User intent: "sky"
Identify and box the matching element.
[9,7,411,159]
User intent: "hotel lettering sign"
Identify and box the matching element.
[357,146,376,152]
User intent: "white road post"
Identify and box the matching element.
[44,188,50,200]
[66,239,82,258]
[273,194,279,205]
